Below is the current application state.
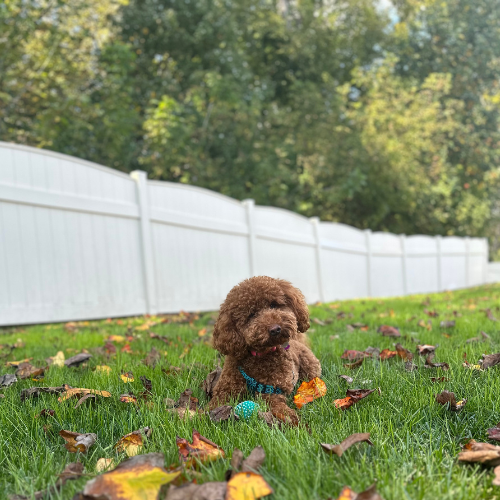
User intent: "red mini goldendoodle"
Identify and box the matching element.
[209,276,321,423]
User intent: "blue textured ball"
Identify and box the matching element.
[234,401,259,421]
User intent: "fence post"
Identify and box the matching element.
[130,170,157,315]
[364,229,372,297]
[400,234,408,295]
[436,235,442,292]
[310,217,325,303]
[465,236,470,287]
[242,199,257,277]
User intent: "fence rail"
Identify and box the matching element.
[0,141,494,326]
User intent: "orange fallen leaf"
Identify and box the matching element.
[83,452,179,499]
[58,386,112,402]
[377,325,400,337]
[107,335,125,343]
[176,429,225,468]
[226,471,273,500]
[336,486,357,500]
[334,388,376,410]
[379,349,397,360]
[120,394,138,404]
[115,427,152,457]
[121,343,132,353]
[121,371,134,383]
[293,377,327,409]
[198,328,207,337]
[59,430,96,453]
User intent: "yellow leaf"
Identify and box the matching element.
[5,358,32,367]
[115,428,151,457]
[198,328,207,337]
[108,335,126,343]
[58,387,112,402]
[121,372,134,383]
[176,429,225,468]
[96,458,115,473]
[83,453,180,500]
[293,377,327,409]
[226,472,273,500]
[48,351,65,367]
[336,486,357,500]
[96,365,112,374]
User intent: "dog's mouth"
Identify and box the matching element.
[250,342,290,357]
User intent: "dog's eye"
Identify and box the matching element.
[270,302,279,309]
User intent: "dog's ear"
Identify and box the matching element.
[212,304,247,358]
[278,279,310,333]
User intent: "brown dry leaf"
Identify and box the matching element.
[203,364,222,400]
[488,424,500,442]
[339,375,354,384]
[417,320,432,331]
[15,362,46,380]
[424,309,439,317]
[226,471,273,500]
[424,353,449,371]
[482,353,500,369]
[335,483,383,500]
[241,446,266,472]
[364,347,380,359]
[142,347,161,368]
[140,376,153,394]
[334,389,376,410]
[120,394,138,404]
[405,361,418,372]
[176,389,199,411]
[115,427,152,457]
[176,429,225,468]
[416,345,436,356]
[347,323,369,331]
[313,318,326,326]
[440,320,455,328]
[377,325,400,337]
[320,433,373,457]
[59,430,96,453]
[65,353,92,367]
[46,351,65,367]
[293,377,327,409]
[379,349,397,361]
[74,394,97,409]
[341,350,371,361]
[58,386,111,402]
[5,357,32,368]
[21,386,67,401]
[95,458,115,473]
[435,390,467,411]
[394,344,413,361]
[430,377,449,383]
[209,405,236,423]
[458,440,500,466]
[37,409,55,418]
[164,482,226,500]
[258,411,282,429]
[162,366,183,376]
[83,452,179,499]
[344,359,364,370]
[485,308,498,322]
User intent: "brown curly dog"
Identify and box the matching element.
[209,276,321,424]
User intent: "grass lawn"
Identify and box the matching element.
[1,284,500,500]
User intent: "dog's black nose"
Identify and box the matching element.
[269,324,281,336]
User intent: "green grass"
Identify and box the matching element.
[1,284,500,500]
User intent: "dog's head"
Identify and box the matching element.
[213,276,310,359]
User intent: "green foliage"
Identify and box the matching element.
[1,0,499,254]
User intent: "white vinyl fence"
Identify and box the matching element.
[0,141,494,326]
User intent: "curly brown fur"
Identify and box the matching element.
[210,276,321,423]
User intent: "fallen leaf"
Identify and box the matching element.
[293,377,327,409]
[15,362,46,380]
[379,349,397,361]
[335,486,357,500]
[485,309,498,322]
[417,319,432,331]
[0,373,17,387]
[341,350,371,361]
[65,353,92,367]
[107,335,125,343]
[334,388,376,410]
[482,353,500,369]
[121,343,132,353]
[140,376,153,394]
[37,409,55,417]
[440,320,455,328]
[335,483,383,500]
[424,353,449,371]
[458,440,500,466]
[405,361,418,372]
[416,345,436,356]
[424,309,439,317]
[176,429,225,468]
[95,365,112,374]
[377,325,400,337]
[203,364,222,399]
[95,458,115,473]
[394,343,413,361]
[435,390,467,411]
[487,424,500,442]
[120,394,138,404]
[121,371,134,383]
[58,386,112,402]
[83,452,180,499]
[209,405,236,423]
[321,433,373,457]
[430,377,449,383]
[60,430,97,453]
[241,446,266,472]
[176,389,199,411]
[344,359,364,369]
[21,386,67,401]
[6,358,33,368]
[141,347,161,368]
[257,411,282,429]
[339,375,353,384]
[74,394,97,409]
[226,471,273,500]
[364,347,380,359]
[348,323,369,330]
[162,366,183,376]
[150,332,171,344]
[115,427,152,457]
[165,482,226,500]
[46,351,65,367]
[313,318,326,326]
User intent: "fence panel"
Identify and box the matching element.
[0,142,494,325]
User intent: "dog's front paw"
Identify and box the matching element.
[271,403,299,426]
